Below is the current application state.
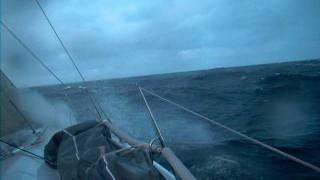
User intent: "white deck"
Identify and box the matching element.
[0,130,60,180]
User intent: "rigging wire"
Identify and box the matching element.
[8,100,37,134]
[1,21,75,130]
[138,86,166,147]
[1,21,60,135]
[34,0,107,121]
[34,0,85,82]
[0,71,16,88]
[0,21,64,85]
[0,139,54,165]
[2,1,107,122]
[140,87,320,173]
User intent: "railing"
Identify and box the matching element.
[103,120,197,180]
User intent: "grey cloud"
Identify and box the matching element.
[1,0,320,87]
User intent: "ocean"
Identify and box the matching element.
[32,59,320,179]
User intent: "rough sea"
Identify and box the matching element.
[34,60,320,179]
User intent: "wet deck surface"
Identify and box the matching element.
[0,130,59,180]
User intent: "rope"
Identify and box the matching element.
[140,87,320,173]
[102,155,116,180]
[34,0,106,121]
[63,129,80,160]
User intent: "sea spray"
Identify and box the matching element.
[12,89,75,130]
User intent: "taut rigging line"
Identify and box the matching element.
[1,20,105,122]
[0,21,64,84]
[141,87,320,173]
[34,0,107,121]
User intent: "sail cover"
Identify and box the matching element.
[44,121,162,180]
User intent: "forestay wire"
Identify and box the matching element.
[140,87,320,173]
[1,20,104,124]
[34,0,107,121]
[1,21,73,129]
[0,21,64,84]
[1,21,76,127]
[139,86,166,147]
[0,139,55,165]
[34,0,85,82]
[8,100,37,134]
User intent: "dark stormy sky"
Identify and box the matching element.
[1,0,320,87]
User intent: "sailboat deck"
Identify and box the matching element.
[0,130,59,180]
